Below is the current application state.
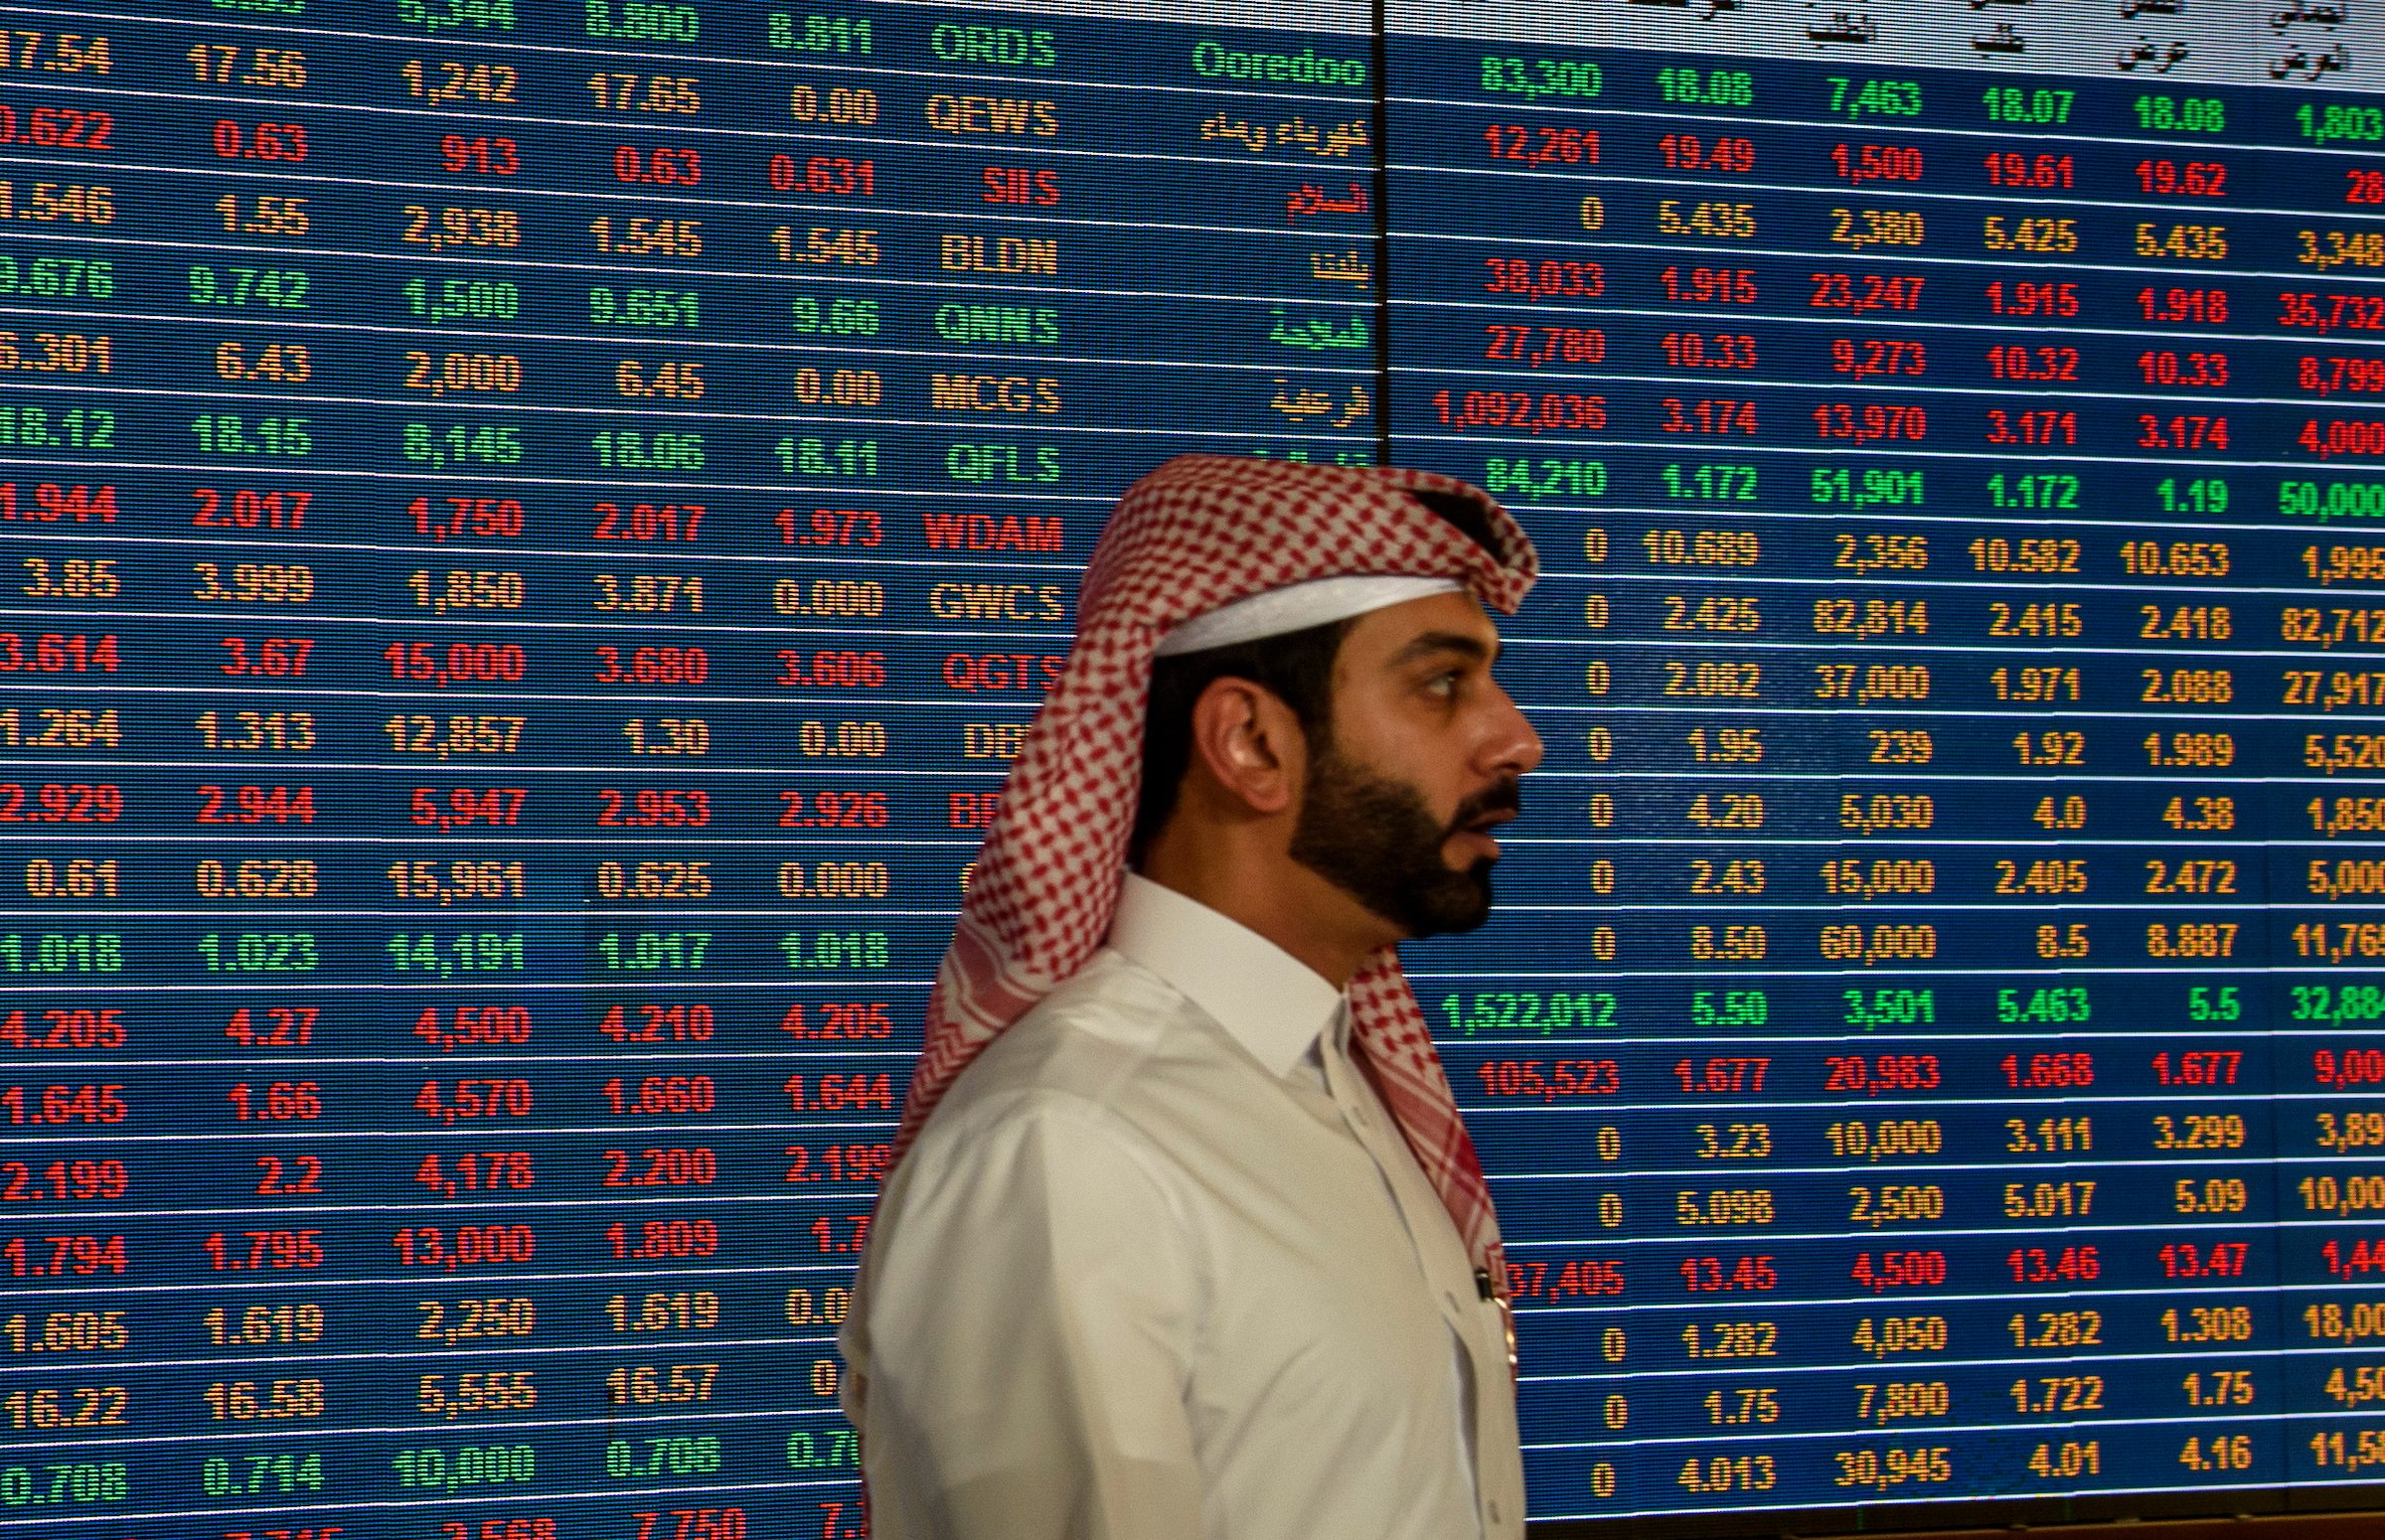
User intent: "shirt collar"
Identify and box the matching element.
[1108,872,1347,1080]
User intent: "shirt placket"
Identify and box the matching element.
[1316,1011,1520,1538]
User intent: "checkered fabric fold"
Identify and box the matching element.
[889,452,1539,1291]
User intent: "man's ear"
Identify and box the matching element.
[1185,676,1303,817]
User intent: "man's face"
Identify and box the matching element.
[1287,592,1543,938]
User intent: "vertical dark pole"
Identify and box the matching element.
[1369,0,1395,466]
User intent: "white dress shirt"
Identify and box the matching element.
[842,873,1526,1540]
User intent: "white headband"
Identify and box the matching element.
[1152,573,1464,657]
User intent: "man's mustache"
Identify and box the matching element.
[1450,777,1522,838]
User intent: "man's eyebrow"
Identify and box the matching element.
[1387,630,1500,669]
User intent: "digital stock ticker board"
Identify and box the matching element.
[13,0,2385,1534]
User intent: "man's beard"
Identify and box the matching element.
[1287,737,1520,939]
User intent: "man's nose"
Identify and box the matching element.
[1484,681,1543,776]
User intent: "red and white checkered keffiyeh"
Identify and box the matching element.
[892,451,1539,1291]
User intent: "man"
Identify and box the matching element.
[842,453,1542,1539]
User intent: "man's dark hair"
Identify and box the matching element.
[1132,616,1352,863]
[1129,489,1503,862]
